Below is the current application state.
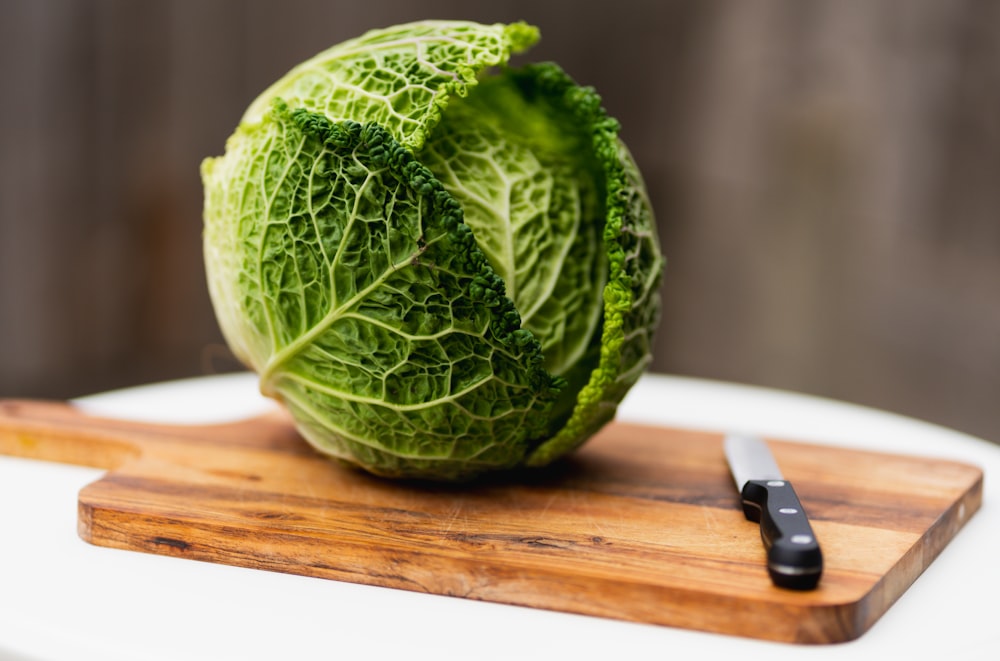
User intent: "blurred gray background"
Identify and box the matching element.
[1,0,998,443]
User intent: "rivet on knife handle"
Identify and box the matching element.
[739,479,823,590]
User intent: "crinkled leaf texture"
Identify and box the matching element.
[202,20,664,480]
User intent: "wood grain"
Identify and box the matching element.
[0,399,983,644]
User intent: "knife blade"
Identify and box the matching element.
[723,433,823,590]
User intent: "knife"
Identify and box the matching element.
[723,433,823,590]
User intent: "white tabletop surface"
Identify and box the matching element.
[1,372,996,660]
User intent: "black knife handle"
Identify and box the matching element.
[740,479,823,590]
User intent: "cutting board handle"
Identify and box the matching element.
[0,399,293,470]
[0,399,146,469]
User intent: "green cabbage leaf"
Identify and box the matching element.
[202,20,663,480]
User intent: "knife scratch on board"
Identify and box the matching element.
[700,504,725,534]
[440,500,466,535]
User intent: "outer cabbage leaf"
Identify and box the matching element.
[522,64,664,466]
[242,20,540,151]
[204,102,559,480]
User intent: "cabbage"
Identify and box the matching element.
[201,20,664,480]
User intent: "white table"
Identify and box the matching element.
[1,372,996,660]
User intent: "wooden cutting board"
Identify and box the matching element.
[0,398,982,644]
